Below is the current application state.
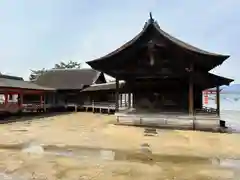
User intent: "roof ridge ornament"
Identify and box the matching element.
[149,12,154,22]
[143,12,155,28]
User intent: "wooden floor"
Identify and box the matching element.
[0,100,224,131]
[81,102,128,114]
[78,103,223,131]
[115,109,222,131]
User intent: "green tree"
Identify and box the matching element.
[29,68,47,81]
[54,60,81,69]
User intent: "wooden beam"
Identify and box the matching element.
[216,86,220,116]
[115,78,119,112]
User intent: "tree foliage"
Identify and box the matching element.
[29,68,47,81]
[54,60,81,69]
[29,60,81,81]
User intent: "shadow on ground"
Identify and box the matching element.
[0,111,74,124]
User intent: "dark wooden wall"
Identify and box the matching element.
[123,79,203,112]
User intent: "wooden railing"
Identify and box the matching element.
[83,101,116,108]
[195,106,217,114]
[0,102,22,113]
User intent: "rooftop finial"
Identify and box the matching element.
[144,12,155,28]
[149,12,154,23]
[150,12,153,19]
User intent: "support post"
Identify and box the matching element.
[44,94,47,112]
[115,78,119,112]
[92,100,95,113]
[20,92,23,105]
[4,92,8,105]
[128,92,131,109]
[17,91,23,114]
[188,64,194,116]
[120,93,122,108]
[40,94,44,112]
[40,94,43,103]
[125,94,127,107]
[216,86,220,116]
[18,91,23,108]
[132,92,136,108]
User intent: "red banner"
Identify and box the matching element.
[204,95,208,104]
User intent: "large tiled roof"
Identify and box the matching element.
[34,69,102,90]
[87,16,229,72]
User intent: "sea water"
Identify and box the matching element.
[203,93,240,132]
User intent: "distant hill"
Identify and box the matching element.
[221,84,240,93]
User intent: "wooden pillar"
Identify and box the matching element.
[4,92,8,105]
[40,94,43,104]
[132,92,136,108]
[40,94,44,112]
[18,91,23,109]
[128,92,131,109]
[188,64,194,116]
[216,86,220,116]
[120,93,122,108]
[92,100,95,113]
[20,92,23,104]
[115,78,119,112]
[18,91,23,113]
[125,94,127,107]
[189,79,194,115]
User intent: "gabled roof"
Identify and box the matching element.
[0,74,54,91]
[34,69,103,90]
[87,14,229,72]
[81,81,125,92]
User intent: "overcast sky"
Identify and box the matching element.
[0,0,239,82]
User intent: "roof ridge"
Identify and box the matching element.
[46,68,94,72]
[152,22,230,57]
[34,68,102,90]
[91,80,125,86]
[0,74,23,81]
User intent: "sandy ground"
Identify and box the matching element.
[0,112,239,179]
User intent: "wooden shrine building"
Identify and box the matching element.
[87,14,233,130]
[81,81,126,113]
[0,74,54,114]
[34,68,106,110]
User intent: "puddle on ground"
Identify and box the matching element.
[2,142,240,169]
[21,142,44,155]
[42,145,240,169]
[212,158,240,169]
[1,142,240,179]
[0,172,26,180]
